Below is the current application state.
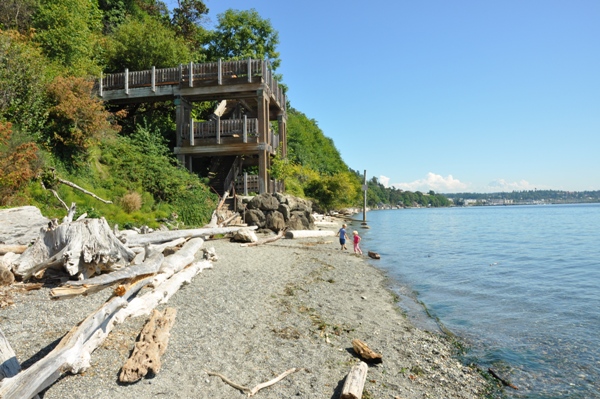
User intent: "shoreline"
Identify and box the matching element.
[2,218,491,398]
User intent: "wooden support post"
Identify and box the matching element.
[218,58,222,85]
[244,172,248,196]
[189,61,193,87]
[178,64,182,85]
[247,57,252,82]
[216,116,221,144]
[99,73,103,97]
[189,113,194,146]
[151,66,156,92]
[124,68,129,95]
[243,115,248,143]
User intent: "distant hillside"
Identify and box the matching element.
[444,190,600,206]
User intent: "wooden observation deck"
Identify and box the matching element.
[98,59,287,194]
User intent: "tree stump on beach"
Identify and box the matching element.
[12,217,135,281]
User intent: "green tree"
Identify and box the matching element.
[104,15,192,72]
[171,0,209,54]
[0,31,50,137]
[34,0,103,76]
[205,8,280,69]
[0,0,38,32]
[287,108,347,175]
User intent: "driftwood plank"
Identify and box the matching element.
[0,245,27,256]
[119,308,177,383]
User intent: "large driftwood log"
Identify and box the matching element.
[340,361,368,399]
[152,238,204,287]
[351,339,382,363]
[0,253,209,399]
[285,230,335,239]
[0,295,130,399]
[50,252,164,299]
[12,217,135,281]
[114,260,212,323]
[122,226,257,246]
[119,308,177,383]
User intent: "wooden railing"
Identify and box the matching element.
[99,59,286,107]
[192,117,259,142]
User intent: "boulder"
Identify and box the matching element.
[231,228,258,243]
[278,203,291,221]
[265,211,286,232]
[244,209,266,228]
[0,206,50,245]
[288,211,314,230]
[247,193,279,211]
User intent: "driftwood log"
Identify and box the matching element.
[12,217,135,281]
[0,245,27,255]
[50,252,164,299]
[240,230,285,247]
[0,253,213,398]
[340,361,368,399]
[0,328,20,381]
[119,308,177,383]
[351,339,382,363]
[122,226,257,246]
[284,230,335,239]
[367,251,380,260]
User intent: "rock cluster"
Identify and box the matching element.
[236,193,315,232]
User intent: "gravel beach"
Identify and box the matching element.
[1,219,491,398]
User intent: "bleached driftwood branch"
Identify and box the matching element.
[50,252,164,299]
[122,226,257,246]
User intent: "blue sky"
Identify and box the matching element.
[167,0,599,193]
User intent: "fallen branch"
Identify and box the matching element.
[205,368,301,397]
[240,230,285,247]
[57,178,112,204]
[488,368,518,390]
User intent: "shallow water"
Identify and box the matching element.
[359,204,600,398]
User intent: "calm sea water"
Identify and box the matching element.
[357,204,600,399]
